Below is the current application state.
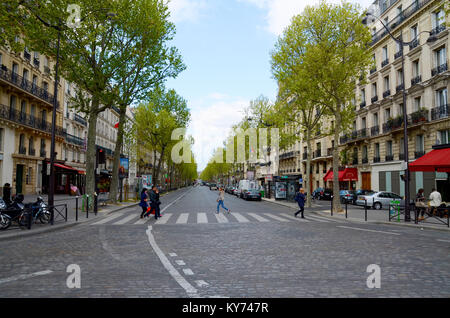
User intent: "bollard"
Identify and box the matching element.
[94,193,98,216]
[330,197,333,216]
[345,200,348,219]
[86,195,89,219]
[27,210,32,230]
[65,204,68,222]
[364,199,368,221]
[75,196,79,222]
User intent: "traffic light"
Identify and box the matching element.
[97,147,106,165]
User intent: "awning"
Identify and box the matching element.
[54,163,78,172]
[409,147,450,172]
[323,168,358,182]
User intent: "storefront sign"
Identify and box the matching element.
[265,174,273,182]
[142,175,152,187]
[119,158,129,178]
[275,182,287,199]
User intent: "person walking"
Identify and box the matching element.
[2,183,11,205]
[139,188,149,219]
[294,188,306,218]
[216,187,230,214]
[429,188,442,216]
[149,185,161,220]
[415,188,427,221]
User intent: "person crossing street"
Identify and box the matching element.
[216,187,231,214]
[294,188,306,219]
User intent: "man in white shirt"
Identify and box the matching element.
[429,188,442,215]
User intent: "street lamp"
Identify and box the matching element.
[25,6,116,224]
[362,11,437,222]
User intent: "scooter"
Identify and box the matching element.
[0,194,26,230]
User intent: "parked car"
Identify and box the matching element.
[321,189,333,200]
[339,190,356,204]
[242,188,262,201]
[312,188,324,200]
[355,191,404,210]
[238,180,258,198]
[352,189,375,204]
[209,183,218,191]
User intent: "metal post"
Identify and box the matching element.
[48,23,61,226]
[364,199,368,221]
[345,200,348,219]
[27,209,32,230]
[65,204,67,222]
[86,195,89,218]
[94,193,98,216]
[331,196,333,216]
[75,196,78,222]
[401,47,411,223]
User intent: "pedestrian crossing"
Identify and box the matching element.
[90,211,346,226]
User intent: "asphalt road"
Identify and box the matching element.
[0,186,449,298]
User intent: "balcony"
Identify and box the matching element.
[414,151,425,159]
[394,51,403,60]
[410,75,421,86]
[314,149,322,158]
[18,146,26,155]
[383,117,403,133]
[33,58,40,68]
[28,148,36,156]
[396,83,404,93]
[0,65,58,107]
[0,103,65,137]
[65,133,84,147]
[371,95,378,103]
[74,114,87,126]
[357,128,369,139]
[408,108,428,125]
[302,152,307,160]
[360,101,366,108]
[399,153,405,160]
[362,157,368,164]
[40,149,46,158]
[431,104,449,121]
[24,51,31,61]
[371,125,379,137]
[431,63,448,77]
[373,156,381,163]
[385,155,394,162]
[409,39,419,50]
[430,24,446,37]
[383,90,391,98]
[340,135,349,145]
[327,148,333,156]
[279,151,300,160]
[370,67,377,74]
[381,59,389,68]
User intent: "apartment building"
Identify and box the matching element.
[0,45,65,195]
[346,0,449,196]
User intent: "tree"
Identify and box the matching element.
[272,1,373,212]
[0,1,25,51]
[19,0,182,201]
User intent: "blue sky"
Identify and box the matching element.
[165,0,374,170]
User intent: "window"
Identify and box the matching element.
[398,103,403,117]
[23,69,29,81]
[384,76,390,91]
[432,9,445,28]
[412,60,419,77]
[362,145,368,159]
[375,143,380,157]
[400,138,404,155]
[385,108,391,121]
[362,117,366,129]
[435,47,446,68]
[436,88,448,107]
[12,62,18,74]
[372,83,377,97]
[416,135,424,152]
[33,52,39,60]
[26,167,32,185]
[397,69,403,85]
[352,121,356,131]
[437,130,450,144]
[19,134,25,150]
[361,89,365,102]
[382,46,388,61]
[414,97,421,112]
[28,137,34,151]
[0,128,3,151]
[410,24,418,41]
[386,141,393,156]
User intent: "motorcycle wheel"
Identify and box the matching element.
[18,211,31,228]
[0,214,11,230]
[39,211,51,224]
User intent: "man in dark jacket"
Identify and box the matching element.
[294,188,306,219]
[149,186,161,220]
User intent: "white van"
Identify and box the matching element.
[238,180,258,199]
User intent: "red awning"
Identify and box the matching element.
[54,163,78,172]
[323,168,358,182]
[409,148,450,172]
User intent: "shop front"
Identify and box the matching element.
[323,168,358,190]
[272,174,302,201]
[41,160,86,195]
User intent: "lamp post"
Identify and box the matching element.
[363,12,437,222]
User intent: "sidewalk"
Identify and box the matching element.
[262,197,450,232]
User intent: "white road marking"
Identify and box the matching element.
[155,213,172,225]
[169,253,177,257]
[215,213,229,223]
[91,213,125,225]
[232,212,250,223]
[0,270,53,285]
[176,213,189,224]
[310,214,346,223]
[197,213,208,224]
[279,214,311,223]
[437,239,450,243]
[304,215,330,223]
[247,213,270,222]
[134,217,149,225]
[176,260,186,266]
[337,226,401,236]
[113,214,138,225]
[263,213,290,222]
[195,280,210,288]
[160,188,193,213]
[183,268,194,275]
[146,226,198,297]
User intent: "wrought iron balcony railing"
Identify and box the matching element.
[383,90,391,98]
[371,125,379,137]
[40,149,46,158]
[411,75,421,86]
[28,148,36,156]
[360,101,366,108]
[65,133,84,147]
[408,109,429,125]
[371,95,378,103]
[381,59,389,68]
[430,24,446,36]
[362,157,368,164]
[24,51,31,61]
[409,39,419,50]
[432,63,448,77]
[373,156,381,163]
[394,51,403,60]
[385,155,394,162]
[74,114,87,126]
[19,146,26,155]
[396,83,404,93]
[431,104,449,121]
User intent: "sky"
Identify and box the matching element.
[165,0,374,171]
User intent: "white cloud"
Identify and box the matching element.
[187,95,249,170]
[240,0,375,36]
[167,0,208,23]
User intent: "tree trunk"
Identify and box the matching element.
[332,112,342,213]
[152,149,156,185]
[85,97,100,205]
[154,147,165,186]
[109,105,127,203]
[305,129,312,208]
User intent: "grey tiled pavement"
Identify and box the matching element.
[0,186,449,298]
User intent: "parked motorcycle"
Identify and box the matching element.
[0,194,26,230]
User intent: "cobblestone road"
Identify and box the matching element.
[0,186,449,297]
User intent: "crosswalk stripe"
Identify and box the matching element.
[231,212,250,223]
[155,213,172,225]
[197,213,208,224]
[247,213,270,222]
[91,213,124,225]
[176,213,189,224]
[305,215,330,223]
[215,213,229,223]
[113,214,138,225]
[278,213,311,223]
[263,213,290,222]
[134,218,148,225]
[311,214,345,223]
